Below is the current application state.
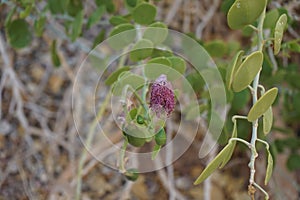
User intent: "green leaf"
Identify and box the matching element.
[105,66,131,86]
[67,0,83,17]
[87,6,105,29]
[143,22,168,45]
[92,29,106,48]
[287,41,300,53]
[126,0,137,7]
[108,23,136,50]
[7,19,32,48]
[194,142,234,185]
[231,89,250,111]
[232,51,263,92]
[263,107,273,135]
[48,0,68,14]
[5,6,16,27]
[220,121,237,168]
[151,144,161,160]
[168,56,186,74]
[204,40,227,57]
[265,149,273,185]
[226,50,244,89]
[124,168,139,181]
[247,87,278,122]
[129,39,154,62]
[132,3,156,25]
[155,128,166,146]
[51,40,61,67]
[144,57,175,80]
[109,16,129,26]
[71,10,84,42]
[112,73,145,96]
[227,0,267,30]
[34,16,46,37]
[274,14,287,55]
[287,154,300,171]
[20,4,32,19]
[263,9,279,29]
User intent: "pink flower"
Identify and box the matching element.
[150,75,175,117]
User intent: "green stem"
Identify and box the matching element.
[248,7,266,187]
[75,92,111,200]
[232,115,248,122]
[119,138,128,173]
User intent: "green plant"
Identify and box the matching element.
[194,0,288,199]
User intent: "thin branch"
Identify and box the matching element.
[165,0,183,25]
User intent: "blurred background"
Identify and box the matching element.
[0,0,300,199]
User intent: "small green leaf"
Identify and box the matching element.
[124,168,139,181]
[287,41,300,53]
[112,73,145,96]
[34,16,46,37]
[247,87,278,122]
[51,40,61,67]
[263,9,279,29]
[220,121,237,168]
[87,6,105,29]
[48,0,68,14]
[226,50,244,89]
[263,107,273,135]
[265,149,273,185]
[194,142,234,185]
[7,19,32,48]
[155,128,166,146]
[204,40,227,57]
[151,144,161,160]
[67,0,83,17]
[168,56,186,74]
[105,66,131,86]
[108,23,136,49]
[92,29,106,48]
[109,16,129,26]
[129,39,154,62]
[20,4,32,19]
[143,22,168,45]
[144,57,173,80]
[126,0,137,7]
[227,0,267,30]
[132,3,156,25]
[287,154,300,171]
[136,115,144,124]
[129,108,138,120]
[274,14,287,55]
[71,10,84,42]
[232,51,263,92]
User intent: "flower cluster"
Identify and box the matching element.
[150,75,175,117]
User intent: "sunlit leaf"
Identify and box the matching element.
[265,149,273,185]
[108,23,136,49]
[194,142,234,185]
[109,16,129,26]
[232,51,263,92]
[129,39,154,62]
[105,66,131,86]
[263,9,279,29]
[226,50,244,89]
[143,22,168,45]
[247,87,278,122]
[263,107,273,135]
[274,14,287,55]
[227,0,267,30]
[220,121,237,168]
[132,3,156,25]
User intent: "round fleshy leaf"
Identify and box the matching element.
[155,128,166,146]
[168,56,186,74]
[227,0,267,30]
[109,16,129,26]
[232,51,263,92]
[105,66,131,86]
[7,19,32,48]
[247,87,278,122]
[129,39,154,61]
[124,168,139,181]
[143,22,168,45]
[263,107,273,135]
[132,3,156,25]
[108,23,136,49]
[263,9,279,29]
[226,50,244,89]
[204,40,227,57]
[274,14,287,55]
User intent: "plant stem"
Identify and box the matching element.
[119,138,128,173]
[75,91,111,200]
[248,8,266,187]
